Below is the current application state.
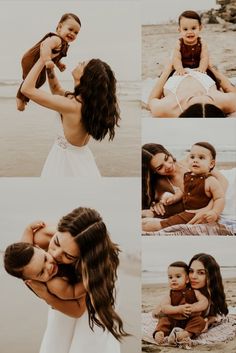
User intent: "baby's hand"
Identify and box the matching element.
[29,220,45,233]
[45,60,55,69]
[175,67,187,76]
[57,62,66,72]
[203,210,218,223]
[194,67,206,74]
[181,304,192,317]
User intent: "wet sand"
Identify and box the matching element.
[0,96,140,177]
[142,279,236,353]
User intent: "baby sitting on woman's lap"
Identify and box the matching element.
[142,142,225,232]
[152,261,208,345]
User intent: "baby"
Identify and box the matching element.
[4,221,85,300]
[142,142,225,232]
[152,261,208,345]
[16,13,81,111]
[172,10,209,75]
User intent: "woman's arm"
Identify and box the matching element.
[46,67,66,96]
[47,277,86,300]
[191,290,209,313]
[25,280,86,318]
[21,58,78,115]
[148,63,174,117]
[208,64,236,93]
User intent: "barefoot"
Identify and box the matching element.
[16,98,26,111]
[142,218,161,232]
[176,330,191,342]
[153,331,164,344]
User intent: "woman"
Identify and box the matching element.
[142,143,228,225]
[22,207,127,353]
[21,56,120,177]
[152,253,228,344]
[148,62,236,117]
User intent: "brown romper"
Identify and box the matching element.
[155,287,206,336]
[17,32,69,103]
[180,37,219,88]
[160,172,211,229]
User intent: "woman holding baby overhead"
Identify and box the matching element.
[148,11,236,118]
[20,14,120,177]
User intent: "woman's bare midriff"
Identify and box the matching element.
[164,76,217,113]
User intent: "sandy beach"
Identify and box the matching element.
[0,93,140,177]
[142,23,236,80]
[142,279,236,353]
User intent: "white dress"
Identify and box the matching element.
[41,116,101,177]
[39,309,120,353]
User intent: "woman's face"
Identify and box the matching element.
[48,231,80,264]
[72,61,88,85]
[150,153,175,176]
[189,259,207,289]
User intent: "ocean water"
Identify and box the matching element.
[142,266,236,284]
[0,80,140,101]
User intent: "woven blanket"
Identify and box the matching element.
[142,311,236,347]
[142,222,236,236]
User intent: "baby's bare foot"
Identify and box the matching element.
[16,98,26,111]
[176,330,191,342]
[154,331,164,344]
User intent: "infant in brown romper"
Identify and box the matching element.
[160,172,211,229]
[16,32,68,104]
[155,287,206,338]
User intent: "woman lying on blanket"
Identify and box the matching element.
[142,143,228,232]
[152,253,228,346]
[147,61,236,118]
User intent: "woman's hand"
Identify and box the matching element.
[25,280,49,300]
[180,304,192,318]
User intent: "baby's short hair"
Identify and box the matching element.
[178,10,201,26]
[4,242,35,279]
[168,261,188,273]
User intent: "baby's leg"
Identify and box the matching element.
[142,218,162,232]
[175,330,192,342]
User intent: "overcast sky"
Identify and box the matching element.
[0,1,140,81]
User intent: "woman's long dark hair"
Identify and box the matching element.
[188,253,228,316]
[142,143,175,209]
[57,207,128,341]
[73,59,120,141]
[179,103,226,118]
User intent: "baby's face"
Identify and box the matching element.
[57,18,80,43]
[179,16,201,45]
[188,144,215,175]
[168,266,188,290]
[23,247,58,282]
